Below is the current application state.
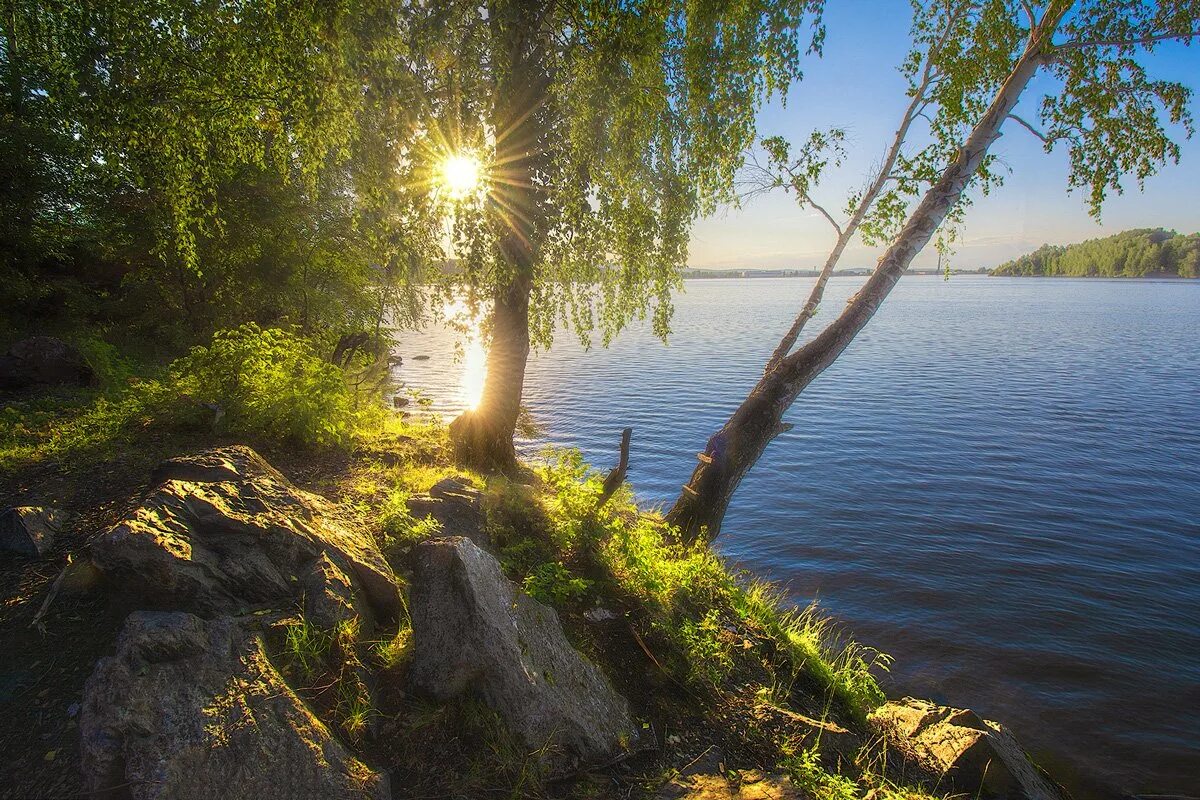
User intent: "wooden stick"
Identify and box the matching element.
[31,555,72,635]
[595,427,632,510]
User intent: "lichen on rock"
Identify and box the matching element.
[81,610,389,800]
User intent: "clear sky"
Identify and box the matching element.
[687,1,1200,270]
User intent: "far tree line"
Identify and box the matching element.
[992,228,1200,278]
[3,1,1198,543]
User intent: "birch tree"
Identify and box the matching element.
[668,0,1199,541]
[438,0,825,471]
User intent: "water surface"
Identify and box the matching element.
[392,276,1200,797]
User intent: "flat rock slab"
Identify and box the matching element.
[870,697,1066,800]
[405,476,488,548]
[0,506,60,556]
[407,536,638,768]
[81,611,389,800]
[92,446,400,624]
[661,766,803,800]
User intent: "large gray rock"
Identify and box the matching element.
[408,536,638,768]
[81,611,388,800]
[0,506,60,556]
[0,336,96,389]
[92,446,400,625]
[869,698,1067,800]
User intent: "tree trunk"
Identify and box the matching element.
[449,0,548,473]
[450,272,532,471]
[667,28,1057,542]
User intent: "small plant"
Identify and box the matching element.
[781,747,861,800]
[282,617,332,679]
[335,673,374,738]
[373,627,412,671]
[678,608,735,685]
[379,488,442,547]
[521,561,592,607]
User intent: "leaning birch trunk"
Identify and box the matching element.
[666,29,1056,543]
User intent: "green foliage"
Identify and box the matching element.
[421,0,825,348]
[993,228,1200,277]
[521,562,592,607]
[379,489,443,548]
[282,618,333,680]
[4,2,440,346]
[534,447,888,716]
[373,627,413,672]
[0,326,397,471]
[335,672,374,739]
[733,584,891,723]
[678,609,736,685]
[0,391,146,472]
[157,324,374,447]
[782,748,861,800]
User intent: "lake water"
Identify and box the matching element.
[391,276,1200,797]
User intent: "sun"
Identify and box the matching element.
[438,153,482,199]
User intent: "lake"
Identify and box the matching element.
[391,276,1200,797]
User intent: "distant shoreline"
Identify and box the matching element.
[682,269,986,279]
[988,271,1197,279]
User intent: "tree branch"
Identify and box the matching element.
[803,193,843,237]
[1008,112,1050,143]
[596,427,632,510]
[1054,30,1200,53]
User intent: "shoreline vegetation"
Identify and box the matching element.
[1,329,1078,800]
[991,229,1200,278]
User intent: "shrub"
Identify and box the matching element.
[158,324,375,446]
[379,488,442,547]
[522,561,592,606]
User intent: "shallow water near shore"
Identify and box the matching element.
[391,276,1200,797]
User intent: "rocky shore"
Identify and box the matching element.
[2,442,1073,799]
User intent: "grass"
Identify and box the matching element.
[379,487,443,548]
[529,447,890,723]
[281,617,333,679]
[373,626,413,671]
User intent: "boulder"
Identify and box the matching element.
[405,476,488,548]
[0,506,60,556]
[869,698,1066,800]
[0,336,96,389]
[407,536,638,768]
[81,611,389,800]
[92,446,400,624]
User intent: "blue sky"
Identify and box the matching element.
[687,1,1200,270]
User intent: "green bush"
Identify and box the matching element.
[159,324,376,447]
[521,561,592,606]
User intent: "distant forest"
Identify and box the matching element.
[992,229,1200,278]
